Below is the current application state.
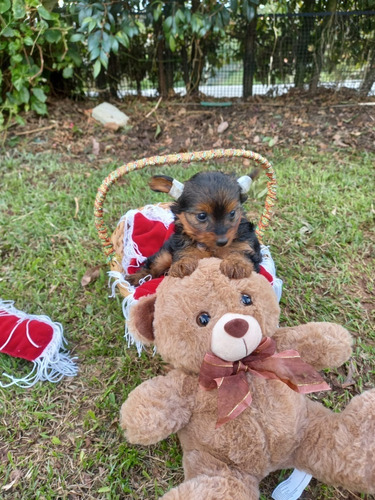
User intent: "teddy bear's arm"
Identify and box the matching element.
[273,322,353,370]
[120,369,196,445]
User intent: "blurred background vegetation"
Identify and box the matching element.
[1,0,374,127]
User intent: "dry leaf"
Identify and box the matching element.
[217,121,229,134]
[2,469,22,491]
[104,122,120,132]
[178,107,187,116]
[92,138,100,155]
[81,265,102,287]
[341,360,356,388]
[213,139,223,148]
[253,135,261,143]
[268,135,279,147]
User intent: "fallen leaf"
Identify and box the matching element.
[213,139,223,148]
[253,135,261,143]
[340,360,356,388]
[155,123,162,139]
[92,138,100,155]
[333,133,349,148]
[81,265,102,287]
[268,135,278,147]
[217,121,229,134]
[2,469,22,491]
[178,107,187,116]
[104,122,120,132]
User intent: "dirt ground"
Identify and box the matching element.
[3,87,375,164]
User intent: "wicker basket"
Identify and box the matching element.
[94,149,277,299]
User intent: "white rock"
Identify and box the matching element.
[92,102,129,127]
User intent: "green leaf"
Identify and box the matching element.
[12,0,25,19]
[153,3,161,22]
[98,487,111,493]
[51,436,61,445]
[19,86,30,104]
[45,29,62,43]
[31,99,47,115]
[0,0,10,14]
[37,5,53,20]
[2,26,15,37]
[62,67,73,79]
[89,46,100,61]
[93,59,101,78]
[32,88,47,103]
[242,1,255,22]
[116,31,129,48]
[15,114,25,126]
[70,33,84,43]
[230,0,238,12]
[111,37,119,54]
[99,50,108,69]
[88,19,97,33]
[168,34,176,52]
[23,36,34,46]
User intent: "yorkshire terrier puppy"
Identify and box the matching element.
[125,170,262,285]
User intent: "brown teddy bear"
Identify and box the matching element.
[120,258,375,499]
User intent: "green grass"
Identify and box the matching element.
[0,147,374,499]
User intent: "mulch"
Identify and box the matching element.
[3,87,375,165]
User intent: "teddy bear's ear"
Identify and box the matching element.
[129,294,157,344]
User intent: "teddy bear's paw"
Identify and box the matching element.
[160,474,258,500]
[169,257,199,278]
[220,255,253,280]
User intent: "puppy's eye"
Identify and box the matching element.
[196,212,207,222]
[241,294,252,306]
[196,312,211,327]
[229,210,236,219]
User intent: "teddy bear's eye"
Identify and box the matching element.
[241,294,252,306]
[196,312,211,327]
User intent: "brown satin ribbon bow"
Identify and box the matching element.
[199,337,330,427]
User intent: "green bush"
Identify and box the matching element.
[0,0,80,128]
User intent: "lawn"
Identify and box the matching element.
[0,145,374,499]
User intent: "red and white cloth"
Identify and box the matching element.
[0,300,78,388]
[108,205,283,353]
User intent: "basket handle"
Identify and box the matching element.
[94,149,277,261]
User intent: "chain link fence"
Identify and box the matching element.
[90,10,375,99]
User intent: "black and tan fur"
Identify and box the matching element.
[125,171,262,285]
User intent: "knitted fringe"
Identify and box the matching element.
[119,204,174,275]
[0,300,78,388]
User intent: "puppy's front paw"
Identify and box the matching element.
[169,257,199,278]
[125,268,151,286]
[220,255,253,279]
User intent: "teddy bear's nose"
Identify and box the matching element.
[224,318,249,338]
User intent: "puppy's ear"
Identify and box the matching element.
[149,175,184,200]
[237,169,260,203]
[128,294,157,344]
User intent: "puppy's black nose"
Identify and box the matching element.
[216,237,228,247]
